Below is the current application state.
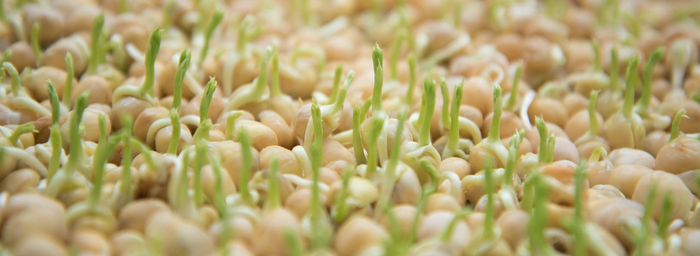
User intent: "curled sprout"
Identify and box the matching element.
[669,108,687,142]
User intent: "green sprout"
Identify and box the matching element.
[483,160,496,239]
[30,22,41,60]
[418,79,436,146]
[621,55,640,118]
[487,85,503,144]
[193,78,217,141]
[610,47,620,93]
[371,44,386,118]
[657,192,673,242]
[365,117,384,179]
[404,54,417,105]
[7,123,35,147]
[198,11,223,67]
[375,110,407,218]
[309,103,331,250]
[576,90,600,144]
[89,115,121,208]
[528,173,552,255]
[87,14,105,75]
[47,82,62,181]
[635,185,658,256]
[63,53,74,106]
[390,32,405,80]
[440,80,451,131]
[503,130,524,188]
[285,229,305,256]
[636,48,665,115]
[264,158,281,211]
[669,109,687,142]
[591,40,601,72]
[536,118,554,164]
[332,168,353,223]
[504,63,522,111]
[441,207,472,242]
[192,140,207,206]
[65,93,89,174]
[3,62,21,96]
[138,28,163,97]
[572,161,587,256]
[238,130,254,204]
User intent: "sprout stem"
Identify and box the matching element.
[270,49,282,97]
[588,91,600,137]
[504,130,524,187]
[8,123,34,146]
[193,78,217,141]
[285,230,304,256]
[48,82,60,125]
[441,208,472,242]
[332,168,352,223]
[193,141,206,206]
[404,54,417,105]
[209,153,227,218]
[236,16,254,53]
[669,109,687,142]
[139,28,163,97]
[352,107,367,165]
[573,161,587,256]
[657,192,673,241]
[390,33,405,80]
[484,160,496,239]
[225,112,242,140]
[47,82,62,181]
[238,130,253,203]
[172,50,191,111]
[371,45,385,116]
[487,85,503,143]
[87,14,105,75]
[3,62,21,96]
[610,47,619,93]
[622,55,639,118]
[30,23,41,60]
[118,115,133,200]
[310,103,330,249]
[167,110,180,155]
[65,93,89,174]
[637,48,664,113]
[264,158,280,211]
[332,71,353,113]
[536,118,549,163]
[376,111,406,218]
[419,79,436,146]
[528,173,550,255]
[446,81,464,154]
[505,63,522,111]
[440,80,450,130]
[635,185,658,256]
[197,11,223,67]
[63,53,74,106]
[365,117,384,179]
[89,116,120,208]
[329,65,343,103]
[591,40,601,72]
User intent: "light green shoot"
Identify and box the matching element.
[139,28,163,97]
[621,55,640,118]
[573,161,587,256]
[63,53,74,106]
[197,11,223,67]
[419,79,436,146]
[264,158,280,211]
[238,130,254,203]
[87,14,105,74]
[669,109,687,142]
[30,22,41,60]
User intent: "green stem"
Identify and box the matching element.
[332,71,353,113]
[119,115,133,198]
[441,208,472,242]
[371,45,385,116]
[0,0,5,22]
[536,118,549,163]
[669,109,686,142]
[87,14,105,75]
[390,33,405,80]
[329,65,343,103]
[504,130,524,187]
[89,116,120,208]
[622,55,639,118]
[236,16,254,53]
[573,161,587,256]
[528,173,550,255]
[264,158,280,211]
[3,62,21,96]
[588,90,599,136]
[119,0,128,13]
[285,230,304,256]
[209,153,227,218]
[65,93,89,174]
[504,63,522,111]
[635,185,658,256]
[447,81,464,151]
[637,48,664,113]
[365,118,384,179]
[487,85,503,143]
[332,168,353,223]
[270,48,282,97]
[8,123,34,146]
[404,54,417,105]
[440,80,450,130]
[419,79,436,146]
[193,78,217,141]
[657,192,672,241]
[352,107,367,165]
[484,160,495,239]
[591,40,601,72]
[161,0,175,31]
[48,125,61,181]
[309,103,329,249]
[172,50,191,111]
[167,110,180,155]
[193,141,206,206]
[48,82,60,125]
[238,130,253,203]
[139,28,163,97]
[420,159,439,193]
[610,47,619,93]
[63,53,74,106]
[225,112,242,140]
[376,110,406,217]
[30,22,41,60]
[197,11,223,67]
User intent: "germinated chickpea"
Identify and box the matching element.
[564,109,603,141]
[426,192,460,213]
[0,168,40,194]
[497,209,530,249]
[12,234,68,256]
[494,33,525,61]
[81,105,111,142]
[642,131,669,156]
[680,101,700,133]
[552,136,580,163]
[656,137,700,174]
[235,120,278,151]
[460,105,484,128]
[335,215,388,256]
[529,97,568,128]
[381,205,417,238]
[563,93,588,115]
[133,106,169,142]
[608,148,656,169]
[110,230,146,256]
[577,140,609,159]
[260,145,301,176]
[111,97,151,130]
[118,199,171,233]
[461,77,493,116]
[322,138,354,167]
[201,165,237,201]
[259,110,295,149]
[22,4,66,46]
[632,171,695,220]
[6,42,37,71]
[181,90,225,121]
[209,215,255,245]
[417,210,472,252]
[154,124,193,153]
[21,66,72,102]
[210,141,260,184]
[419,21,458,55]
[484,111,524,139]
[285,188,312,219]
[439,157,471,179]
[279,61,318,99]
[145,211,215,256]
[70,228,111,255]
[62,4,100,34]
[73,75,113,106]
[252,208,303,256]
[608,164,653,198]
[40,37,89,76]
